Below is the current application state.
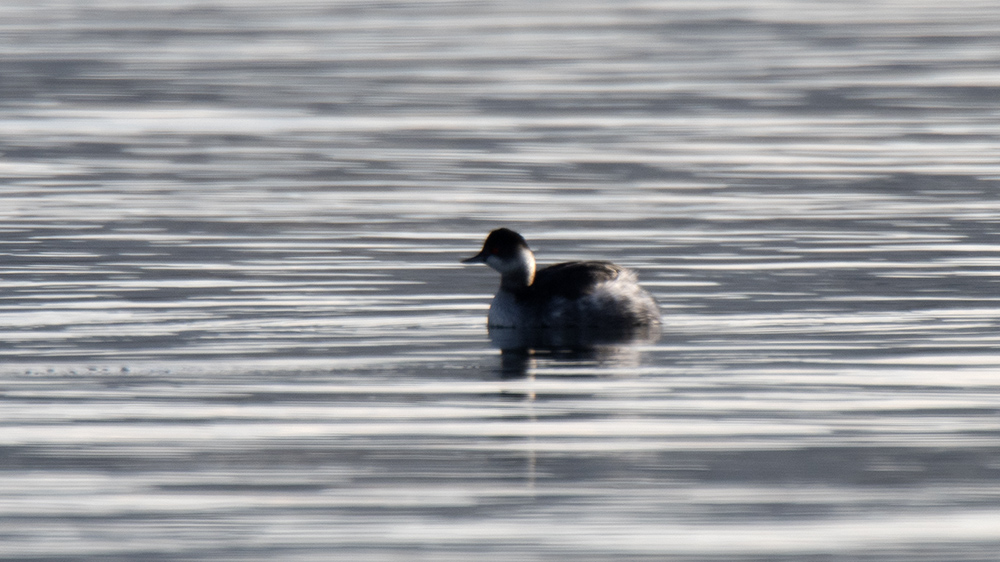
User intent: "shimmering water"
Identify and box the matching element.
[3,1,1000,560]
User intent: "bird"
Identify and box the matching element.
[462,228,660,330]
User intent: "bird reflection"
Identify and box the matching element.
[490,323,661,379]
[486,324,661,493]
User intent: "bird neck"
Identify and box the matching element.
[499,247,536,292]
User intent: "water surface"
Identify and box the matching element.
[2,1,1000,560]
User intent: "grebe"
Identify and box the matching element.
[462,228,660,329]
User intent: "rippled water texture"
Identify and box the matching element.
[2,1,1000,560]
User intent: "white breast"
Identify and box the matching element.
[487,291,523,328]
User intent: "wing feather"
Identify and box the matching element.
[529,261,624,300]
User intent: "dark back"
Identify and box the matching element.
[528,261,624,301]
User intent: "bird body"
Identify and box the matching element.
[463,228,660,329]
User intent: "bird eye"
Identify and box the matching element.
[490,246,500,255]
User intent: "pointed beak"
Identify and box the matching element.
[461,249,488,264]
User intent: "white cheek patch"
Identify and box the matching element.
[484,254,507,272]
[484,246,536,288]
